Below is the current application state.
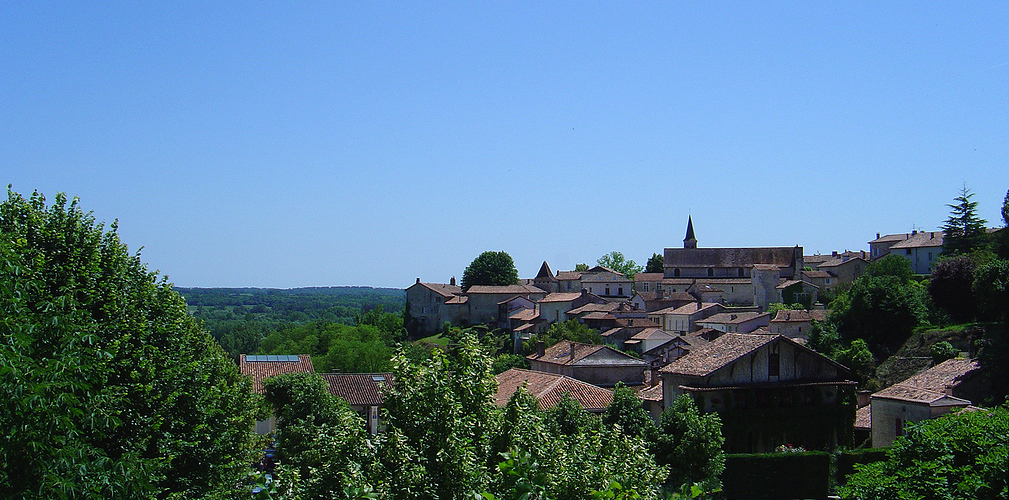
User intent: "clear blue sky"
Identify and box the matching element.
[4,2,1008,289]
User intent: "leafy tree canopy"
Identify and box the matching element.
[575,263,590,272]
[462,251,519,290]
[645,253,664,274]
[941,186,989,256]
[597,251,644,278]
[0,188,259,499]
[928,255,977,323]
[653,394,724,491]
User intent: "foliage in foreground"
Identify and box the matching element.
[264,333,674,500]
[0,189,260,499]
[841,406,1009,500]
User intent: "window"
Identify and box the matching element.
[906,249,912,255]
[618,287,623,295]
[707,268,714,277]
[605,287,610,296]
[768,345,780,377]
[643,283,649,292]
[674,268,680,277]
[738,268,745,277]
[895,418,904,437]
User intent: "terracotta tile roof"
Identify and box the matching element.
[527,340,645,368]
[698,312,770,325]
[567,302,620,315]
[510,308,539,321]
[818,256,869,268]
[658,333,778,376]
[804,254,833,264]
[870,233,912,244]
[411,282,463,298]
[495,368,614,411]
[581,311,616,320]
[240,354,316,393]
[467,284,546,294]
[854,404,872,429]
[630,328,672,340]
[634,273,664,281]
[802,270,832,279]
[889,231,943,249]
[637,381,664,402]
[615,318,661,328]
[320,373,392,406]
[653,302,720,315]
[556,271,583,280]
[445,295,468,304]
[775,279,806,289]
[539,292,583,303]
[871,358,981,405]
[771,309,828,323]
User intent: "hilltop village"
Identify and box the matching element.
[394,217,965,453]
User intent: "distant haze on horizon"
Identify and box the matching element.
[5,3,1007,289]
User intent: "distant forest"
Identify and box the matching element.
[175,286,405,359]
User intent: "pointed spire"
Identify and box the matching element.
[684,216,697,249]
[535,261,554,280]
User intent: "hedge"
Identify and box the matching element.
[721,451,831,499]
[835,447,890,485]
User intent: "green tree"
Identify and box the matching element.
[575,263,590,272]
[841,406,1009,500]
[0,189,259,499]
[941,186,989,256]
[831,256,928,355]
[263,372,378,499]
[928,255,977,323]
[462,251,520,291]
[653,395,724,491]
[645,253,664,274]
[974,259,1009,325]
[995,189,1009,259]
[833,339,876,386]
[545,392,592,436]
[602,383,655,440]
[597,251,644,278]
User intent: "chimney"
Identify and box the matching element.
[416,277,421,284]
[876,233,880,239]
[912,230,917,235]
[536,341,545,358]
[930,232,935,238]
[450,276,456,286]
[569,344,575,361]
[832,251,838,257]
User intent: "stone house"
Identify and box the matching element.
[239,354,316,434]
[648,302,726,335]
[816,256,868,286]
[527,340,648,387]
[466,284,547,327]
[495,368,614,412]
[320,372,392,434]
[888,231,943,274]
[405,278,467,336]
[659,333,855,452]
[695,311,770,334]
[580,266,634,298]
[869,233,916,260]
[769,309,828,339]
[869,358,985,447]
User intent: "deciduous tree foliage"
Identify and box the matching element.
[928,255,977,323]
[0,189,259,499]
[597,251,644,279]
[645,253,664,274]
[653,395,724,491]
[841,406,1009,500]
[462,251,520,291]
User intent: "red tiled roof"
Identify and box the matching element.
[320,373,393,406]
[890,231,943,249]
[638,381,664,402]
[467,284,547,294]
[771,309,828,323]
[634,273,664,281]
[410,282,463,298]
[539,292,583,303]
[510,308,539,321]
[240,354,316,393]
[495,368,614,411]
[556,271,583,280]
[698,312,770,325]
[854,404,871,429]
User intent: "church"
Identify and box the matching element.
[657,217,810,310]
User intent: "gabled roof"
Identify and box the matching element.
[634,273,665,282]
[652,302,721,315]
[581,311,616,320]
[567,302,620,315]
[240,354,316,393]
[466,284,547,294]
[802,270,832,279]
[495,368,614,411]
[615,318,661,328]
[320,373,392,406]
[638,381,664,402]
[629,328,673,341]
[870,233,913,244]
[510,308,539,321]
[659,333,778,377]
[697,312,770,325]
[556,271,583,281]
[818,256,869,269]
[872,358,981,405]
[539,292,583,303]
[889,231,943,250]
[771,309,829,323]
[527,340,646,367]
[409,281,463,298]
[776,279,811,290]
